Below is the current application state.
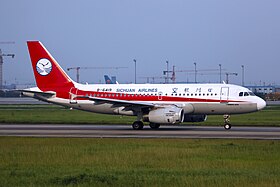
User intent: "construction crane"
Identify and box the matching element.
[0,42,15,44]
[175,71,237,84]
[67,66,128,83]
[163,65,176,83]
[225,72,238,84]
[0,47,15,90]
[139,76,166,84]
[171,67,226,82]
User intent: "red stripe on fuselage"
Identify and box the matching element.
[57,89,243,103]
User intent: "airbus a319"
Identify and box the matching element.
[21,41,266,130]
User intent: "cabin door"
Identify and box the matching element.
[220,87,229,103]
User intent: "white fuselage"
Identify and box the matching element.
[32,83,266,116]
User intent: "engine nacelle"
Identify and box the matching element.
[144,107,184,124]
[183,114,207,122]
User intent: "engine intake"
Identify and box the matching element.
[145,107,184,124]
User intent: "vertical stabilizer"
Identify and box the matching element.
[27,41,74,91]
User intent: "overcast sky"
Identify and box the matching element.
[1,0,280,86]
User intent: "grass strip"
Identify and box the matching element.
[0,137,279,186]
[0,104,280,126]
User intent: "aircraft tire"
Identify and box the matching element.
[132,121,144,130]
[224,123,231,130]
[149,123,160,129]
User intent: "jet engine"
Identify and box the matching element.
[183,114,207,122]
[143,107,184,124]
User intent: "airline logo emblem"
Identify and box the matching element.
[36,58,52,76]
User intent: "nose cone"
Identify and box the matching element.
[257,98,266,110]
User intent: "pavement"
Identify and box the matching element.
[0,124,280,139]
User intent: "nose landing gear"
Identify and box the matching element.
[223,114,231,130]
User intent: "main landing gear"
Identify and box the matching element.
[132,121,161,130]
[223,114,231,130]
[132,112,144,130]
[132,121,144,130]
[149,123,160,129]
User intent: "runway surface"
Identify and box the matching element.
[0,124,280,139]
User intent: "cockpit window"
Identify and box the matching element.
[239,91,255,97]
[249,92,255,96]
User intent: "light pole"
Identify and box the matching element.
[133,59,136,84]
[166,60,169,83]
[194,62,197,83]
[219,64,222,83]
[241,65,244,86]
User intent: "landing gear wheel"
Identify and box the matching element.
[132,121,144,130]
[223,114,231,130]
[149,123,160,129]
[224,123,231,130]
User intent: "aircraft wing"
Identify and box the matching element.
[78,95,155,109]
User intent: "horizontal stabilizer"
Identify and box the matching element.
[18,89,55,99]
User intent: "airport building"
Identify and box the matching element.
[246,85,276,94]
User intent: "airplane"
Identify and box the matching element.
[21,41,266,130]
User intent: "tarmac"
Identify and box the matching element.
[0,124,280,140]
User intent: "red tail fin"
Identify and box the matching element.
[27,41,74,91]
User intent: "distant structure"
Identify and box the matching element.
[0,49,15,90]
[67,66,127,83]
[104,75,118,84]
[246,85,275,94]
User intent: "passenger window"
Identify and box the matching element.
[239,92,243,97]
